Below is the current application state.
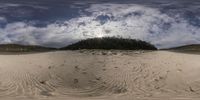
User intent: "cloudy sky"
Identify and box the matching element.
[0,0,199,48]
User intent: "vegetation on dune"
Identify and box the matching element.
[166,44,200,54]
[0,37,158,52]
[168,44,200,51]
[60,37,157,50]
[0,44,56,52]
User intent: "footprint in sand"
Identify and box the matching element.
[177,69,182,72]
[82,71,87,75]
[40,91,53,96]
[95,77,101,81]
[74,79,79,84]
[40,81,46,85]
[75,66,80,71]
[48,66,54,69]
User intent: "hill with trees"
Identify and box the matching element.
[166,44,200,54]
[0,44,56,52]
[60,37,157,50]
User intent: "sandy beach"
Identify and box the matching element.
[0,50,200,100]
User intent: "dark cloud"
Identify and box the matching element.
[0,0,199,48]
[0,0,199,24]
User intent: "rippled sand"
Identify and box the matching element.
[0,50,200,100]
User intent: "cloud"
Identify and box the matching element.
[0,17,6,22]
[0,3,21,8]
[0,3,48,9]
[0,4,199,49]
[0,3,49,22]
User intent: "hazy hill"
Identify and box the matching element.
[60,37,157,50]
[0,44,56,52]
[168,44,200,51]
[166,44,200,54]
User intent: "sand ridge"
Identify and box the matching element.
[0,50,200,100]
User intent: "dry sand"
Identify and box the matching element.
[0,50,200,100]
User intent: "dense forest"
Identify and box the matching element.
[61,37,157,50]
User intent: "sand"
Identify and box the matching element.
[0,50,200,100]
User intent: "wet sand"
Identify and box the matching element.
[0,50,200,100]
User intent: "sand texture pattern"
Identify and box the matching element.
[0,50,200,100]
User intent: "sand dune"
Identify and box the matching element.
[0,50,200,100]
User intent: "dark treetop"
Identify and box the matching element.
[61,37,157,50]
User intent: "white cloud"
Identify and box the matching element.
[0,16,7,22]
[0,3,48,9]
[0,4,199,49]
[0,3,21,8]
